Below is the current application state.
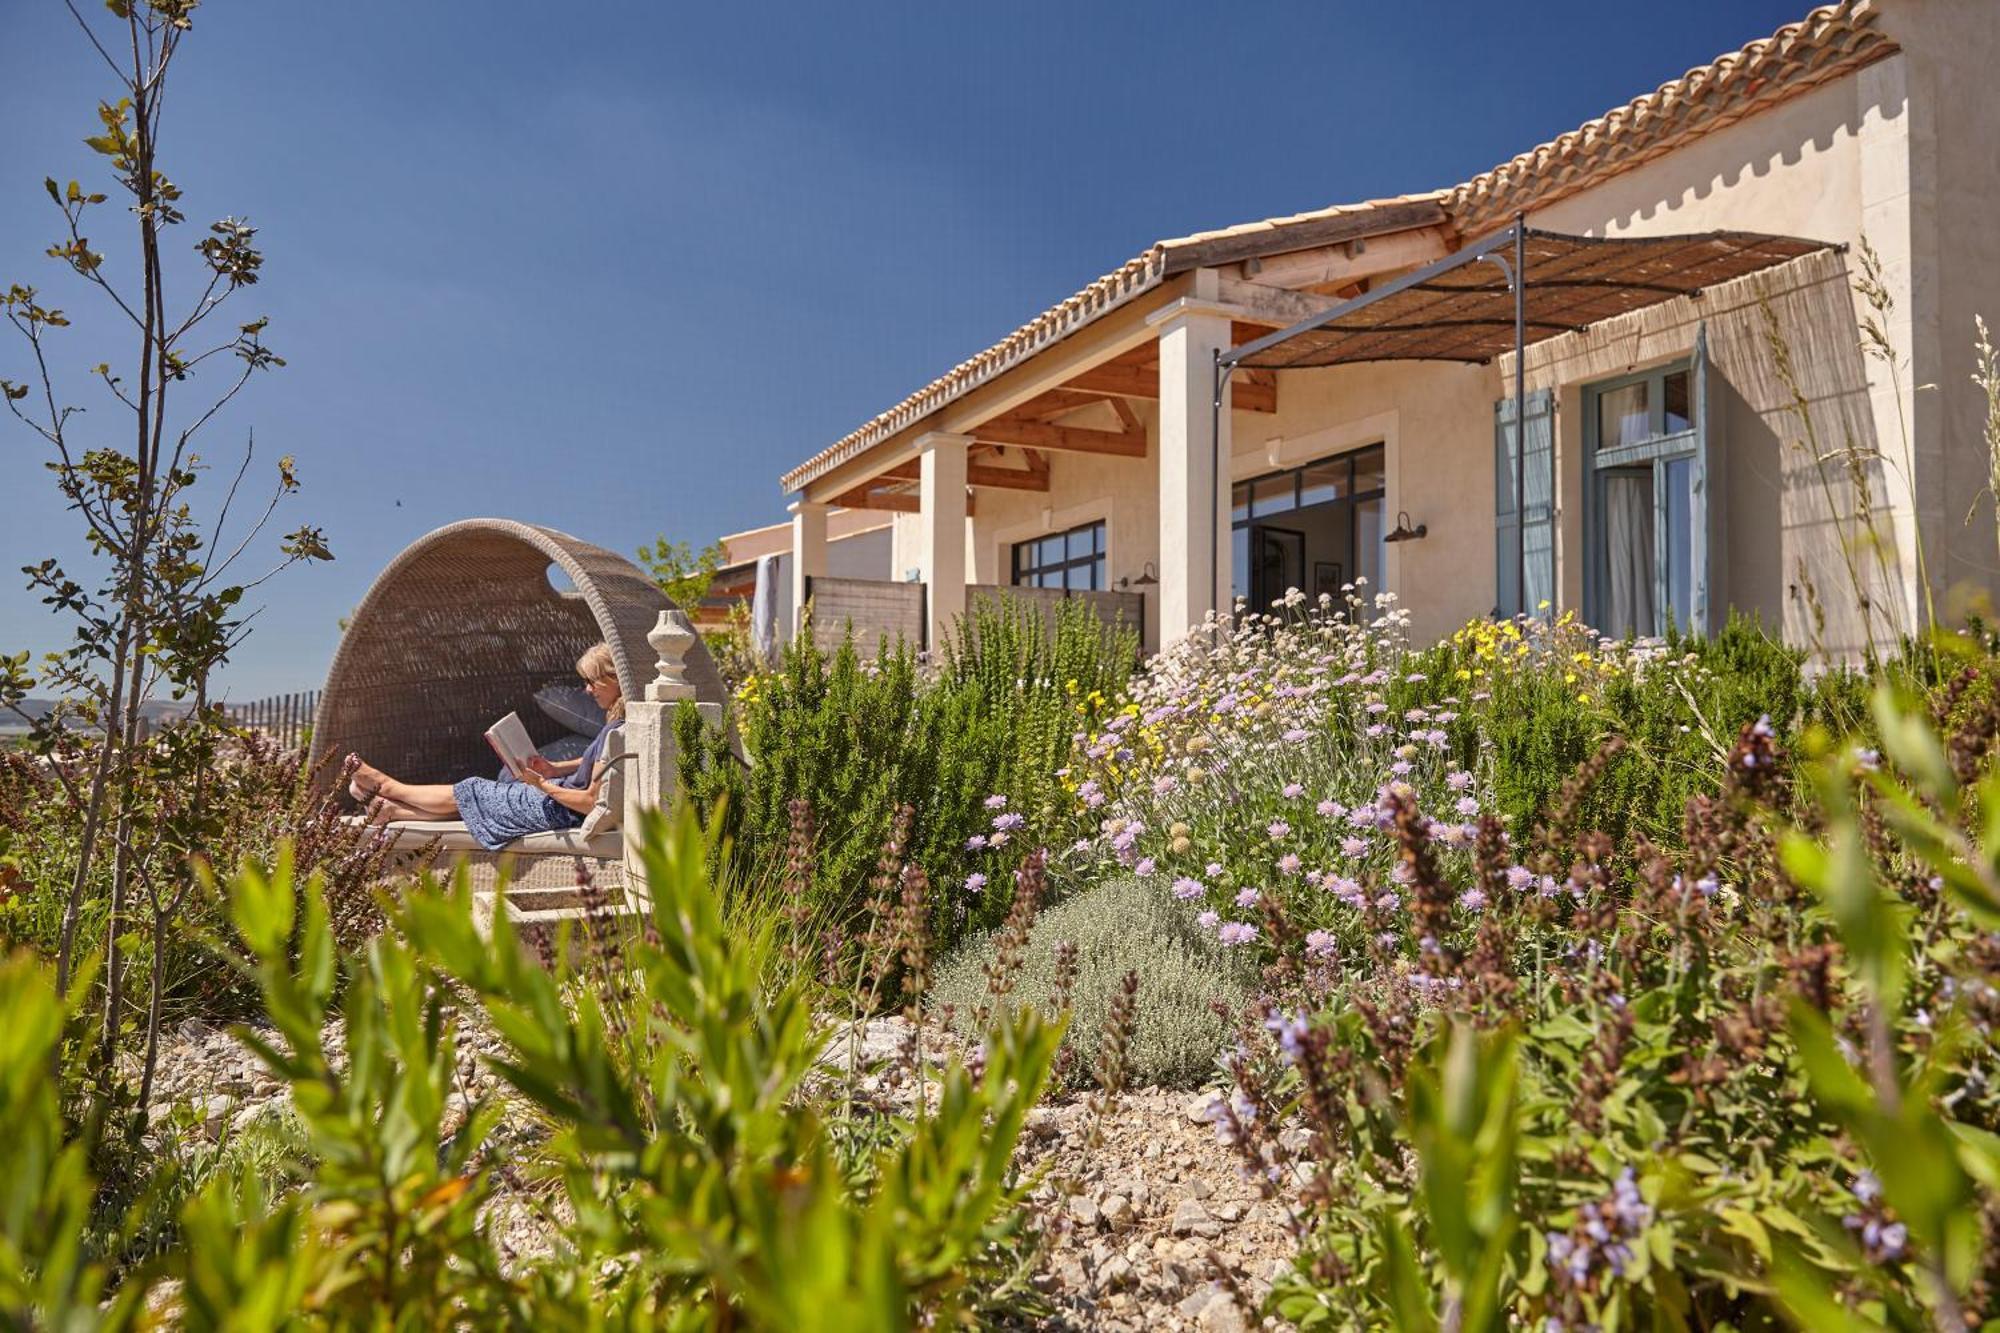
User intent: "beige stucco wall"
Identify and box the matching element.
[879,3,2000,660]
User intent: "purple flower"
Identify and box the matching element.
[989,831,1011,848]
[992,811,1026,832]
[1205,862,1224,877]
[1154,775,1179,796]
[1267,820,1290,840]
[984,794,1009,810]
[1458,887,1488,911]
[1282,782,1305,799]
[964,872,987,893]
[1218,921,1259,946]
[1446,770,1473,791]
[1304,929,1336,957]
[1317,799,1343,818]
[1276,853,1301,876]
[1172,876,1205,900]
[1264,1010,1309,1059]
[1135,857,1157,877]
[1505,865,1533,891]
[1282,727,1309,743]
[965,834,988,851]
[1235,886,1261,908]
[1196,909,1220,929]
[1455,796,1480,817]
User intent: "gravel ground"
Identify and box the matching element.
[136,1014,1299,1329]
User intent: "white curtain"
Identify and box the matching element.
[1604,473,1654,638]
[751,554,779,662]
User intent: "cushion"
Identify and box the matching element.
[534,682,605,738]
[339,815,621,860]
[580,729,626,838]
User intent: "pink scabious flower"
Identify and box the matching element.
[1347,807,1377,830]
[1458,887,1488,911]
[1365,701,1388,716]
[1317,799,1343,818]
[1154,775,1179,796]
[1135,857,1157,877]
[1365,723,1386,738]
[1205,861,1224,877]
[1375,891,1400,910]
[984,794,1009,810]
[992,811,1026,832]
[1282,782,1305,799]
[1304,929,1337,958]
[1505,864,1534,891]
[1235,886,1261,908]
[1267,820,1291,840]
[1282,727,1309,744]
[1454,796,1480,817]
[965,834,989,851]
[1340,835,1368,857]
[1072,838,1095,854]
[1196,909,1221,929]
[964,872,988,893]
[1447,770,1474,791]
[1217,921,1259,946]
[1172,876,1205,900]
[1276,853,1301,877]
[1390,760,1413,776]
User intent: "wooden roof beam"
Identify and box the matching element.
[1057,362,1277,413]
[970,416,1148,458]
[1237,224,1455,293]
[879,459,1050,492]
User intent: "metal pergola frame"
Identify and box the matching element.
[1211,215,1533,621]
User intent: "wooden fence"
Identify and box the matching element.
[226,689,321,748]
[803,577,928,653]
[966,585,1144,652]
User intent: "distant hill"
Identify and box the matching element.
[1,698,198,736]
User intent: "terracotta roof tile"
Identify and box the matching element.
[1447,0,1895,226]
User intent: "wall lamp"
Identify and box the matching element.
[1117,561,1159,590]
[1382,511,1428,543]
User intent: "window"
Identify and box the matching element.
[1231,444,1386,612]
[1583,343,1712,638]
[1012,519,1106,591]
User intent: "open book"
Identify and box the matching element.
[484,711,539,780]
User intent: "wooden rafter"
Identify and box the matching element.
[879,459,1050,492]
[969,416,1147,458]
[1054,361,1277,413]
[1237,224,1454,293]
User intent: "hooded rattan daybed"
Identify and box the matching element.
[309,518,727,908]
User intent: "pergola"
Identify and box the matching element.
[1211,218,1836,617]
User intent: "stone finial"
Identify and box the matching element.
[645,610,698,703]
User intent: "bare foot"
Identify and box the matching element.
[349,760,387,803]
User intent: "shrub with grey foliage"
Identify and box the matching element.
[931,876,1254,1090]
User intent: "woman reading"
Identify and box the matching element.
[348,642,624,851]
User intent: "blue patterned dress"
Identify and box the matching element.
[453,720,620,851]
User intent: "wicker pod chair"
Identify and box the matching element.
[309,518,726,906]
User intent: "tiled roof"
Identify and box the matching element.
[1448,0,1894,226]
[782,0,1898,495]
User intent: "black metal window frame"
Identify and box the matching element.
[1230,442,1387,532]
[1011,519,1107,591]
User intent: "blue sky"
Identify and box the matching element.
[0,0,1814,697]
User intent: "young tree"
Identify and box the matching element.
[637,534,726,610]
[0,0,330,1115]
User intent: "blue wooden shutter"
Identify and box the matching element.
[1495,389,1555,617]
[1691,323,1722,633]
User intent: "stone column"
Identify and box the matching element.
[918,432,971,651]
[789,499,830,642]
[620,609,724,907]
[1154,308,1233,642]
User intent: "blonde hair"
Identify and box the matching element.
[576,641,624,720]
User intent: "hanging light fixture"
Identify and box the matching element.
[1382,511,1428,543]
[1118,561,1159,589]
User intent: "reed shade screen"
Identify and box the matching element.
[309,518,727,796]
[1230,228,1834,370]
